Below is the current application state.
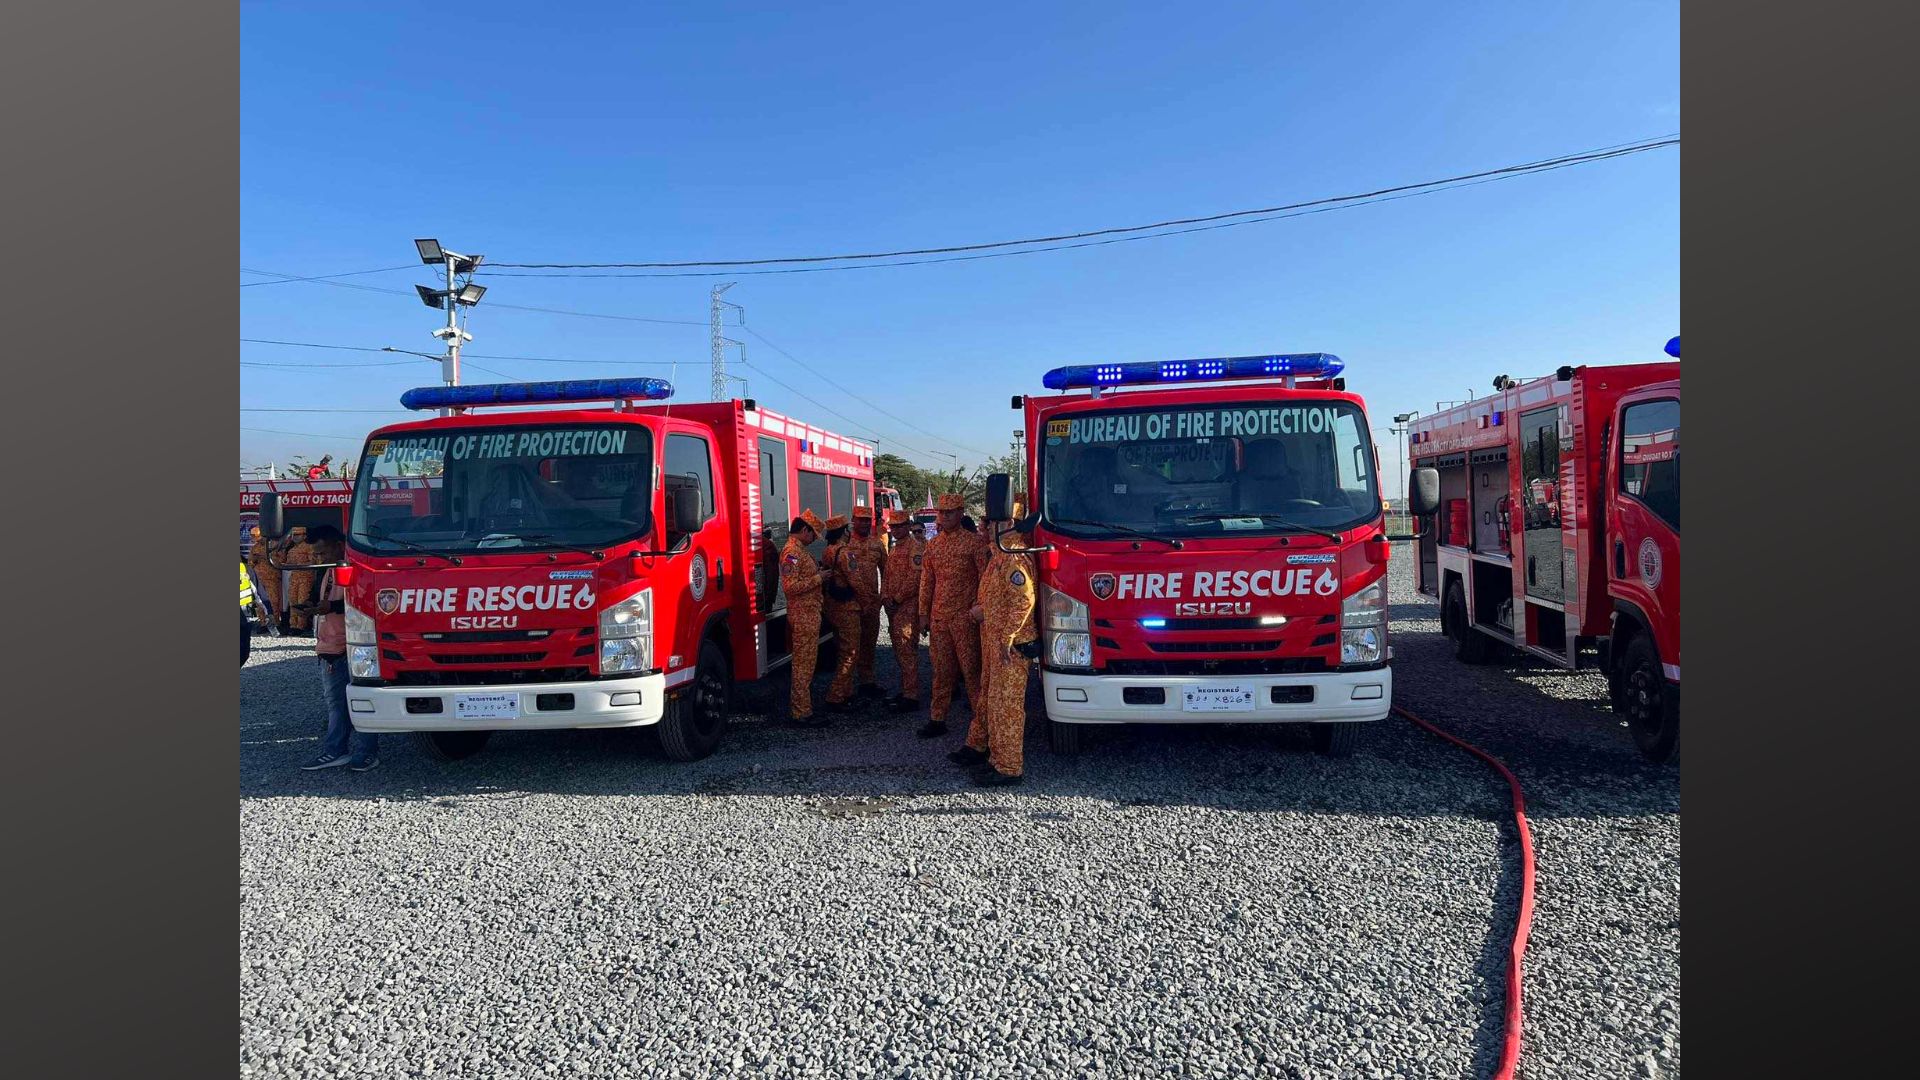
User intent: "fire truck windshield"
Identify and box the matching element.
[347,423,655,555]
[1040,400,1380,540]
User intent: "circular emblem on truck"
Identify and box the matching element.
[1639,538,1662,589]
[1089,572,1116,601]
[689,553,709,602]
[376,588,400,616]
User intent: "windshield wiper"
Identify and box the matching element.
[359,527,463,565]
[1050,517,1185,550]
[1178,511,1343,543]
[473,532,605,559]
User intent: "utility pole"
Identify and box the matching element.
[711,283,744,401]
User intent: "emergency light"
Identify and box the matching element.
[1665,336,1680,358]
[1042,353,1344,391]
[400,377,675,411]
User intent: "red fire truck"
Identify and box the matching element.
[988,353,1395,757]
[1405,341,1680,761]
[257,378,878,763]
[240,477,353,556]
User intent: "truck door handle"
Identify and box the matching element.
[1613,540,1626,578]
[712,558,725,592]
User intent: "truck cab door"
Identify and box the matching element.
[1609,393,1681,677]
[660,427,732,679]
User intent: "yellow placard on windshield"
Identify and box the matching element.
[1046,420,1071,439]
[366,439,390,456]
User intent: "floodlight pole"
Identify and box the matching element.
[440,255,461,387]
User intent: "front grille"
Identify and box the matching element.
[1148,640,1279,654]
[429,652,547,665]
[1122,687,1166,705]
[1270,686,1315,704]
[390,666,595,687]
[1143,617,1269,631]
[1104,657,1328,677]
[420,629,555,644]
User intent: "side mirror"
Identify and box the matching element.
[985,473,1014,522]
[257,493,286,539]
[1408,468,1442,516]
[671,490,703,536]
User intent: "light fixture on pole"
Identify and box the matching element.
[411,238,486,391]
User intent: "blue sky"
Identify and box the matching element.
[241,1,1678,492]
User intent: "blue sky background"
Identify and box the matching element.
[241,1,1678,493]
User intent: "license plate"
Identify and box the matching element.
[1181,683,1257,712]
[453,692,519,720]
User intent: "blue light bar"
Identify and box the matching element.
[1139,618,1167,629]
[400,377,675,411]
[1042,353,1343,391]
[1664,336,1680,358]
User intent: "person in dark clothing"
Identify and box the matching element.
[296,526,379,772]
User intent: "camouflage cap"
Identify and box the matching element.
[886,509,913,526]
[936,493,965,511]
[851,505,875,521]
[798,509,825,532]
[824,514,849,531]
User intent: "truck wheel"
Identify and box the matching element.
[413,731,492,762]
[1312,722,1360,757]
[1445,581,1494,664]
[1618,633,1680,764]
[657,638,731,762]
[1049,719,1082,755]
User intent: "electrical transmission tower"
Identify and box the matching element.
[710,283,744,401]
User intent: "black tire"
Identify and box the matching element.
[1618,632,1680,764]
[657,638,731,762]
[241,610,252,666]
[1049,719,1082,754]
[1444,580,1494,664]
[412,730,492,762]
[1312,722,1360,757]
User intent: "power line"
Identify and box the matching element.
[242,360,424,369]
[481,143,1673,280]
[242,426,375,441]
[743,327,995,457]
[239,269,708,325]
[240,337,684,365]
[240,265,417,287]
[487,135,1677,272]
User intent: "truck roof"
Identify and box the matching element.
[1406,361,1678,457]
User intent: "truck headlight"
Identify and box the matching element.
[349,645,380,679]
[1044,586,1088,632]
[1048,632,1093,669]
[1340,627,1384,665]
[1340,579,1386,628]
[598,589,653,673]
[344,602,375,646]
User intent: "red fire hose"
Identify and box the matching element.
[1394,704,1537,1080]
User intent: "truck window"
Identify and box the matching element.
[664,433,716,544]
[797,469,829,522]
[857,479,871,509]
[1619,399,1679,531]
[830,475,853,518]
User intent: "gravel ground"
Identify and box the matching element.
[240,547,1679,1078]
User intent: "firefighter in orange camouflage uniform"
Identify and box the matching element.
[281,527,317,633]
[916,493,990,738]
[848,506,889,699]
[819,515,864,711]
[880,509,926,712]
[782,510,827,725]
[248,526,283,631]
[953,505,1038,785]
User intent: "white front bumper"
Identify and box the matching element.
[1043,666,1391,725]
[346,672,669,732]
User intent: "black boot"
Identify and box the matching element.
[971,766,1024,787]
[947,746,987,767]
[915,720,948,739]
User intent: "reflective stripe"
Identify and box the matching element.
[1662,663,1680,683]
[664,668,697,688]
